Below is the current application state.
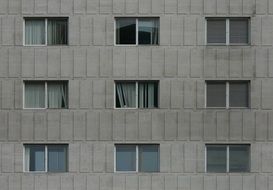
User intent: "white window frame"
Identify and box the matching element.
[23,81,67,109]
[206,17,250,45]
[23,17,68,46]
[205,144,250,173]
[205,81,249,109]
[114,144,159,173]
[114,17,159,46]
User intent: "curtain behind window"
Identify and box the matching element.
[25,19,45,45]
[25,82,45,108]
[48,145,67,172]
[47,82,68,108]
[47,19,68,45]
[116,83,136,108]
[138,19,159,45]
[138,82,157,108]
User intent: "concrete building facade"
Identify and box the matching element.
[0,0,273,189]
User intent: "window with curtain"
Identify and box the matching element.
[116,17,159,45]
[25,18,68,45]
[115,81,158,108]
[24,81,68,109]
[24,144,68,172]
[206,17,249,45]
[115,144,159,172]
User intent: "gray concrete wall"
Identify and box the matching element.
[0,0,273,189]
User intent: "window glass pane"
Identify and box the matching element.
[230,19,249,44]
[206,82,226,107]
[25,82,45,108]
[25,19,45,45]
[138,82,158,108]
[47,18,68,45]
[48,145,67,172]
[26,145,45,171]
[139,145,159,172]
[138,18,159,45]
[229,145,250,172]
[207,19,226,43]
[116,145,136,171]
[116,18,136,44]
[207,145,227,172]
[116,82,136,108]
[47,82,68,108]
[229,82,249,107]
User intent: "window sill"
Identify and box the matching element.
[206,43,250,46]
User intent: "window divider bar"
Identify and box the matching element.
[136,18,139,45]
[226,19,230,45]
[45,82,48,109]
[45,19,48,45]
[136,145,139,172]
[227,146,229,172]
[45,145,48,172]
[136,82,139,109]
[226,82,229,109]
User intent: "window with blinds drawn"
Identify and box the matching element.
[206,18,249,45]
[115,81,158,109]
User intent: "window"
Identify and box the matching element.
[206,81,249,108]
[115,18,159,45]
[115,81,158,108]
[24,144,68,172]
[25,18,68,45]
[24,81,68,109]
[115,144,159,172]
[206,144,250,173]
[206,18,249,45]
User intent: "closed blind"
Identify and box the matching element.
[206,82,226,107]
[229,82,249,107]
[230,19,249,44]
[207,19,226,43]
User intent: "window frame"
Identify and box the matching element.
[23,17,68,46]
[205,144,250,173]
[114,80,159,109]
[23,81,68,109]
[114,144,160,173]
[114,17,160,46]
[23,144,68,173]
[205,81,250,109]
[205,17,250,45]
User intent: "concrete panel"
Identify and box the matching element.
[152,176,164,190]
[74,112,86,141]
[243,48,254,77]
[204,49,216,77]
[47,112,60,141]
[204,176,216,190]
[139,0,151,14]
[190,0,203,14]
[230,176,242,190]
[9,175,21,190]
[229,48,242,78]
[100,0,112,14]
[191,176,203,190]
[0,0,8,14]
[204,111,216,141]
[178,0,190,14]
[74,175,87,190]
[229,111,243,141]
[80,143,92,172]
[113,176,125,190]
[74,0,86,14]
[14,17,23,46]
[113,112,125,140]
[251,143,261,172]
[21,112,34,140]
[113,0,125,13]
[190,112,203,140]
[178,175,191,190]
[100,175,113,190]
[196,80,205,108]
[139,111,152,140]
[269,112,273,140]
[100,111,112,140]
[106,16,114,46]
[262,79,273,109]
[93,143,106,172]
[100,48,113,77]
[165,175,177,190]
[47,48,61,78]
[255,175,267,190]
[160,143,171,172]
[255,112,268,141]
[165,112,177,140]
[93,16,106,45]
[216,111,229,141]
[184,143,196,172]
[87,48,100,77]
[22,48,34,77]
[2,16,14,45]
[60,0,73,14]
[61,48,73,77]
[269,48,273,77]
[242,112,255,140]
[178,48,190,77]
[8,48,21,77]
[80,80,92,109]
[125,176,138,190]
[47,176,60,190]
[165,0,177,13]
[60,112,73,141]
[125,48,138,77]
[152,48,164,77]
[113,48,126,77]
[14,80,22,109]
[87,112,100,140]
[262,17,273,45]
[204,0,216,14]
[152,112,164,140]
[256,0,267,14]
[216,48,229,77]
[48,0,61,14]
[2,80,14,109]
[178,111,190,140]
[35,177,47,190]
[74,48,87,77]
[69,16,80,46]
[8,112,21,141]
[0,112,8,140]
[14,144,23,172]
[139,176,151,190]
[22,175,34,190]
[216,176,229,190]
[69,143,80,172]
[2,144,14,172]
[230,0,243,14]
[125,111,138,140]
[0,48,8,77]
[93,80,106,108]
[34,48,47,77]
[165,48,178,77]
[106,144,114,172]
[152,0,164,13]
[183,80,195,108]
[243,0,254,14]
[190,48,203,77]
[159,79,171,108]
[87,176,100,190]
[171,16,183,46]
[106,80,114,108]
[243,175,255,190]
[261,144,273,172]
[160,16,171,46]
[22,0,34,14]
[125,0,138,13]
[87,0,99,14]
[34,0,47,14]
[61,176,73,190]
[184,17,196,45]
[251,16,262,46]
[34,112,47,141]
[197,17,205,45]
[251,79,261,109]
[171,144,184,172]
[139,48,152,77]
[216,0,229,14]
[171,80,183,109]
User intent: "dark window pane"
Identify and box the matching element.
[230,19,249,44]
[138,18,159,45]
[47,82,68,108]
[207,19,226,43]
[48,145,67,172]
[27,145,45,171]
[207,145,227,172]
[138,82,158,108]
[116,145,136,171]
[47,18,68,45]
[139,145,159,172]
[229,82,249,107]
[116,18,136,44]
[116,82,136,108]
[207,82,226,107]
[229,145,250,172]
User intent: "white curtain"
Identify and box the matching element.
[25,83,45,108]
[151,19,159,45]
[47,83,67,108]
[116,83,136,108]
[25,20,45,45]
[47,19,68,45]
[138,83,156,108]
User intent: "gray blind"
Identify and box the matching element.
[207,145,227,172]
[207,82,226,107]
[229,145,250,172]
[230,19,249,44]
[207,19,226,43]
[229,82,249,107]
